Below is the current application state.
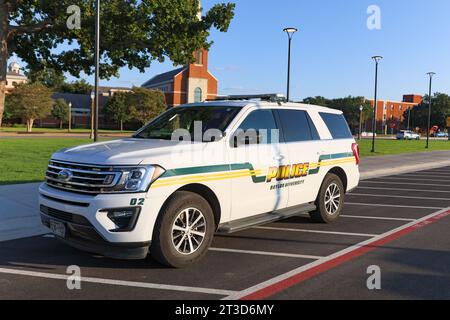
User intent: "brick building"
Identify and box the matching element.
[141,48,218,107]
[367,94,423,133]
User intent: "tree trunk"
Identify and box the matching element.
[26,119,34,133]
[60,120,63,129]
[0,2,9,128]
[120,120,123,131]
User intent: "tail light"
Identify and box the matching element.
[352,143,360,165]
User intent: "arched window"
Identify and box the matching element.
[194,87,202,102]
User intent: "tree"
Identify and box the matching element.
[405,93,450,131]
[8,82,54,132]
[326,96,372,133]
[0,0,235,127]
[302,96,330,107]
[128,88,167,125]
[59,79,93,94]
[52,98,70,129]
[26,62,66,89]
[104,92,131,131]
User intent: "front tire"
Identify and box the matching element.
[310,173,345,224]
[150,191,215,268]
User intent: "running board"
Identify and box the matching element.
[217,203,317,234]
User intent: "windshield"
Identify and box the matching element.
[133,106,242,141]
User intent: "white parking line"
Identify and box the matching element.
[374,177,450,182]
[357,186,450,194]
[349,193,450,201]
[0,268,237,296]
[341,215,415,222]
[346,202,444,210]
[404,173,450,177]
[361,181,445,187]
[254,226,377,238]
[209,248,322,260]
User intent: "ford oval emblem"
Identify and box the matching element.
[58,169,73,182]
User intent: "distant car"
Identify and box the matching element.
[435,132,449,138]
[397,131,421,140]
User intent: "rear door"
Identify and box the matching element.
[275,109,324,207]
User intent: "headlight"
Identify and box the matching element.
[112,165,166,193]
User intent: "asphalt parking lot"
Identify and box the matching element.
[0,167,449,300]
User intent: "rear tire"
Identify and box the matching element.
[150,191,215,268]
[310,173,345,224]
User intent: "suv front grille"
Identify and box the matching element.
[46,160,122,194]
[40,205,91,226]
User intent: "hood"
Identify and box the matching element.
[52,138,183,166]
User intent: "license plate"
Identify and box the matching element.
[49,220,66,238]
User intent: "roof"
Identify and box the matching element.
[142,67,186,88]
[7,72,27,78]
[52,92,109,110]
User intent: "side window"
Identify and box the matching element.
[233,109,278,146]
[277,110,319,142]
[319,112,353,139]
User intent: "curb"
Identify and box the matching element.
[360,160,450,180]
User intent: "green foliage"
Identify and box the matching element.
[405,93,450,130]
[7,82,54,131]
[52,98,70,128]
[59,79,93,94]
[26,62,66,89]
[128,87,167,125]
[104,92,132,130]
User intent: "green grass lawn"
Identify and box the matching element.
[0,138,96,185]
[1,138,450,185]
[358,139,450,157]
[0,125,134,135]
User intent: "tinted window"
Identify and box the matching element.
[319,113,353,139]
[277,110,318,142]
[235,109,278,145]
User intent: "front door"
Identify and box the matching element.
[228,108,290,221]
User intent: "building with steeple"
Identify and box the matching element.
[6,61,28,93]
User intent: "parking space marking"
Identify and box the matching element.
[340,215,415,222]
[346,202,444,210]
[349,193,450,201]
[0,268,237,296]
[225,208,450,300]
[361,181,446,187]
[404,173,450,177]
[374,177,450,182]
[209,248,323,260]
[357,186,450,194]
[254,226,378,238]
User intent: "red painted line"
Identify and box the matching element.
[240,209,450,301]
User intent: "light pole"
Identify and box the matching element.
[68,102,72,133]
[371,56,383,153]
[407,107,411,131]
[93,0,100,142]
[90,91,95,140]
[358,105,364,140]
[283,27,298,102]
[426,72,436,149]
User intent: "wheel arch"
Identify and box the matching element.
[327,166,348,192]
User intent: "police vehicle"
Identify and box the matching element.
[39,94,360,267]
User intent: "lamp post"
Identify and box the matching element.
[68,102,72,133]
[407,107,411,131]
[358,105,364,140]
[283,27,298,102]
[93,0,100,142]
[426,72,436,149]
[90,91,95,140]
[371,56,383,153]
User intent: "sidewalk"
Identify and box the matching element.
[1,150,450,242]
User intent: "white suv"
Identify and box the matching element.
[39,95,360,267]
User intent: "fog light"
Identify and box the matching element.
[106,207,141,232]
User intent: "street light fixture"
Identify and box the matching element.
[358,105,364,141]
[426,72,436,149]
[283,27,298,102]
[371,56,383,153]
[68,102,72,133]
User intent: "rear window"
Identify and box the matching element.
[277,110,320,142]
[319,112,353,139]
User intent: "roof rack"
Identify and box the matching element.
[210,93,287,103]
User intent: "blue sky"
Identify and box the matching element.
[14,0,450,101]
